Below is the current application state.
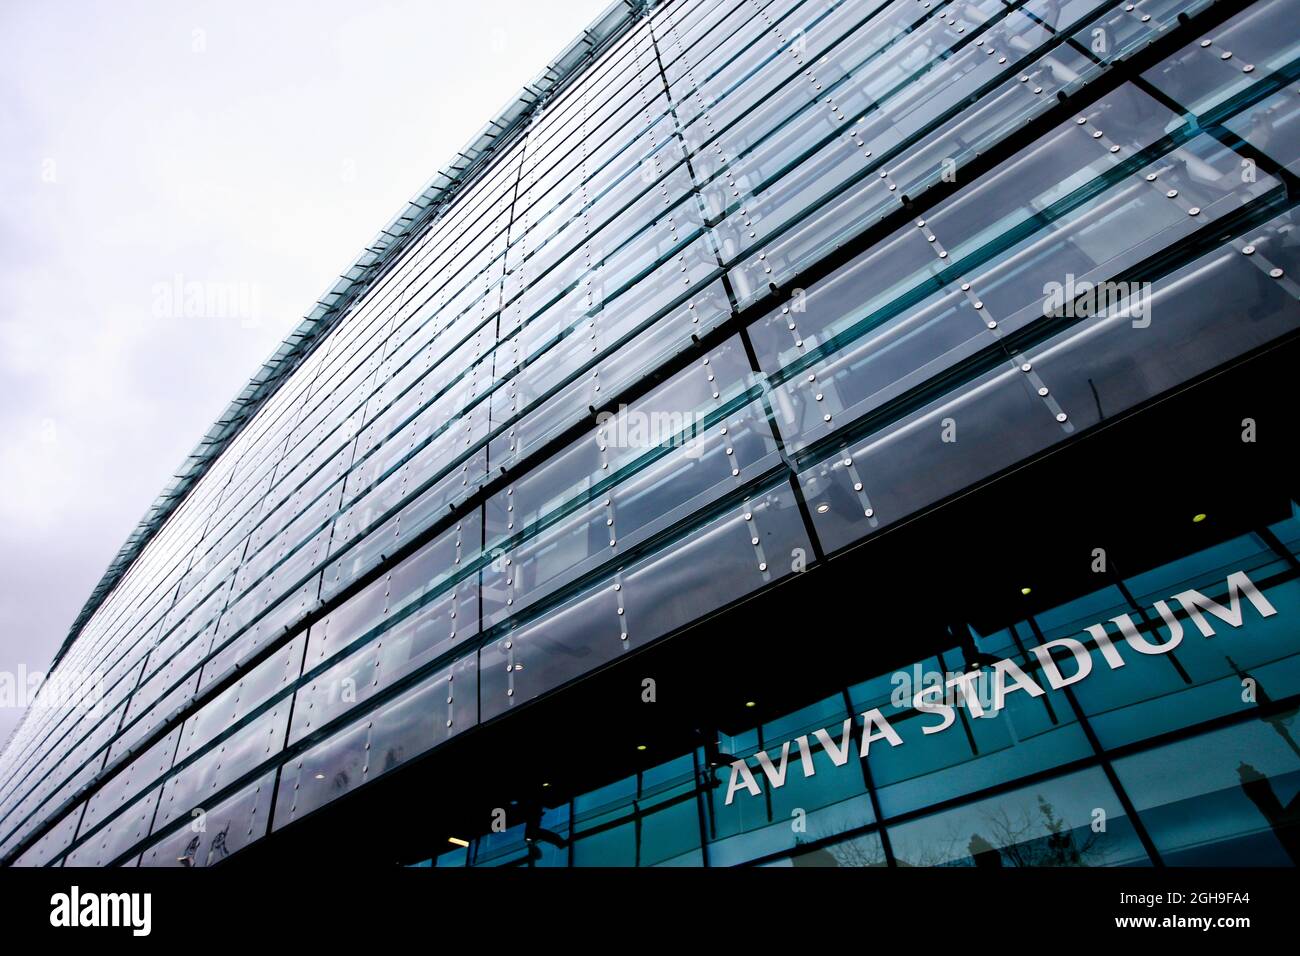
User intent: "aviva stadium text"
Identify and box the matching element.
[725,570,1278,804]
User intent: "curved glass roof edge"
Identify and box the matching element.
[24,0,654,703]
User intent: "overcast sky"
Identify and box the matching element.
[0,0,605,746]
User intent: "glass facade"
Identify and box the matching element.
[422,513,1300,867]
[3,0,1299,868]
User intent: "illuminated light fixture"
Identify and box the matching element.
[313,773,326,780]
[541,782,550,788]
[636,744,647,751]
[816,503,830,514]
[1193,513,1208,523]
[447,837,470,848]
[745,701,757,708]
[1020,587,1032,596]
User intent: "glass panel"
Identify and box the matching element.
[274,654,477,828]
[139,771,275,867]
[886,768,1149,866]
[1114,718,1300,865]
